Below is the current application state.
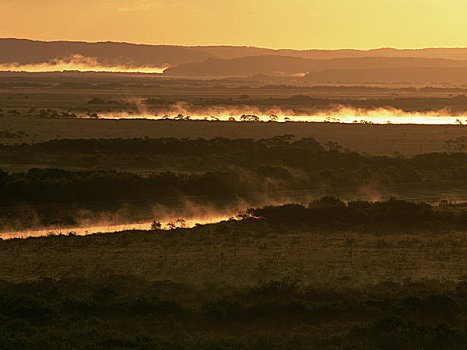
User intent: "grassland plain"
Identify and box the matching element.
[1,223,466,285]
[0,157,466,348]
[1,72,467,349]
[2,72,467,156]
[0,116,466,155]
[0,216,466,349]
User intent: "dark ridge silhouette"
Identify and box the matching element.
[5,38,467,68]
[0,38,213,66]
[163,55,467,77]
[303,66,467,83]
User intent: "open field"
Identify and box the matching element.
[2,72,467,156]
[1,224,466,285]
[0,116,466,155]
[2,198,466,284]
[1,71,467,349]
[1,215,466,349]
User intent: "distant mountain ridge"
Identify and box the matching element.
[188,46,467,60]
[4,38,467,67]
[3,38,467,83]
[163,55,467,77]
[303,66,467,84]
[0,38,212,66]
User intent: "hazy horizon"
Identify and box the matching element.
[4,37,467,51]
[2,0,467,50]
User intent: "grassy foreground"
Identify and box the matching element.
[1,203,466,349]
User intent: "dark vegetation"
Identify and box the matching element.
[246,196,467,232]
[0,138,465,348]
[0,137,466,230]
[7,95,467,116]
[2,136,467,178]
[204,94,467,114]
[1,200,465,348]
[140,94,467,115]
[0,277,465,349]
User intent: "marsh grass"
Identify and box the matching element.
[1,223,465,285]
[0,206,466,348]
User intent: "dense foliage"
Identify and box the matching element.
[2,137,467,185]
[247,196,467,231]
[0,162,465,232]
[0,135,466,231]
[0,277,465,349]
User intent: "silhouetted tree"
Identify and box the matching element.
[151,220,162,230]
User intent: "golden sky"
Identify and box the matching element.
[1,0,466,49]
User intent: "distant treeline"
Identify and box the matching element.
[149,95,467,114]
[5,95,467,116]
[0,158,465,231]
[0,168,247,230]
[1,136,466,183]
[78,94,467,114]
[80,94,467,114]
[0,136,466,230]
[245,196,467,232]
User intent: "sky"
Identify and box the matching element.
[0,0,466,49]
